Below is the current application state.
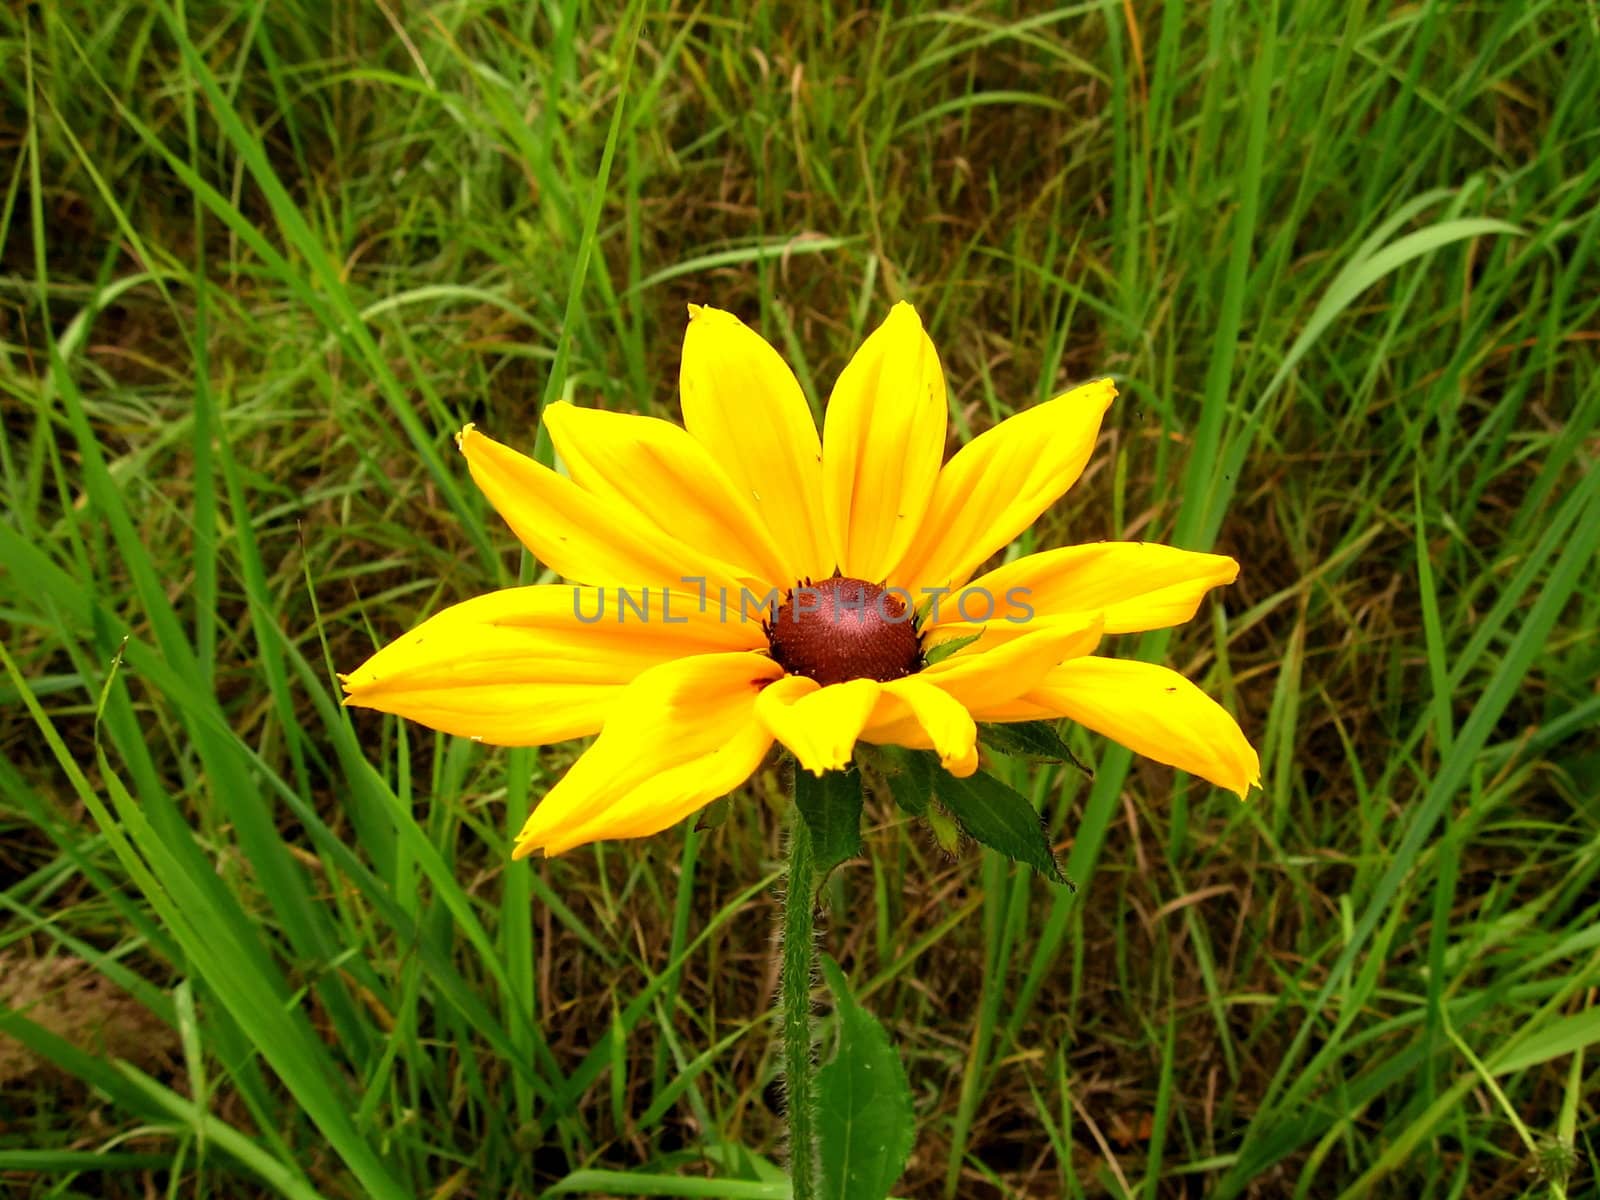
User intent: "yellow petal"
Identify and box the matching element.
[678,306,832,582]
[892,379,1116,592]
[920,612,1105,711]
[544,401,791,590]
[340,586,763,745]
[458,425,751,591]
[822,303,947,582]
[861,676,978,777]
[514,652,783,857]
[755,675,881,775]
[1022,656,1259,797]
[960,542,1239,635]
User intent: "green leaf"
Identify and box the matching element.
[882,747,934,817]
[921,630,982,667]
[979,720,1091,773]
[927,806,962,855]
[547,1171,790,1197]
[934,768,1066,883]
[816,955,915,1200]
[794,765,864,878]
[694,795,732,832]
[1493,1009,1600,1076]
[978,720,1065,759]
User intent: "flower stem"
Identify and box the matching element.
[780,814,818,1199]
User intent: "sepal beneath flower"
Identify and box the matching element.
[879,745,933,818]
[794,764,865,880]
[931,767,1067,884]
[927,805,962,855]
[920,630,982,667]
[874,746,1069,884]
[979,720,1093,777]
[694,796,733,832]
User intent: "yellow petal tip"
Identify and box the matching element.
[337,671,370,703]
[687,303,739,326]
[942,750,979,777]
[455,422,477,451]
[1229,752,1264,799]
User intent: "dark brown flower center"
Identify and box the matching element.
[766,576,922,687]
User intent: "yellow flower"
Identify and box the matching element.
[342,302,1259,858]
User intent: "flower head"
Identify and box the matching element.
[342,302,1258,857]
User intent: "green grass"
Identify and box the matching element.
[2,1,1598,1196]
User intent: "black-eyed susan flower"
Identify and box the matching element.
[341,303,1258,857]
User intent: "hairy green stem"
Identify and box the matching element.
[780,815,817,1199]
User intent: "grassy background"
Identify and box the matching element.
[3,1,1598,1197]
